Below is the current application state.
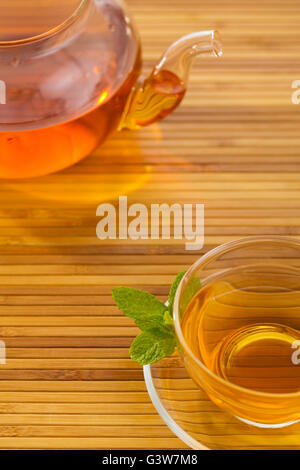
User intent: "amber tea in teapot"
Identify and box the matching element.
[0,0,222,178]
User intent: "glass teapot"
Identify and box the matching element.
[0,0,222,178]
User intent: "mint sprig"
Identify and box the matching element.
[113,271,201,366]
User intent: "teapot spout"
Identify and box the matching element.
[119,30,222,130]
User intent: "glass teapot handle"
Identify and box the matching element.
[119,30,222,130]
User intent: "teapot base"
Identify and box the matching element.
[0,53,141,179]
[0,121,101,179]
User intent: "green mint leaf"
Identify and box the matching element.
[112,287,167,331]
[180,276,202,316]
[163,310,173,326]
[130,329,176,365]
[168,271,186,315]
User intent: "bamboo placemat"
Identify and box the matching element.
[0,0,299,450]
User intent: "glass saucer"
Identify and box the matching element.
[144,353,300,450]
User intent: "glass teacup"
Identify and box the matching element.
[173,236,300,428]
